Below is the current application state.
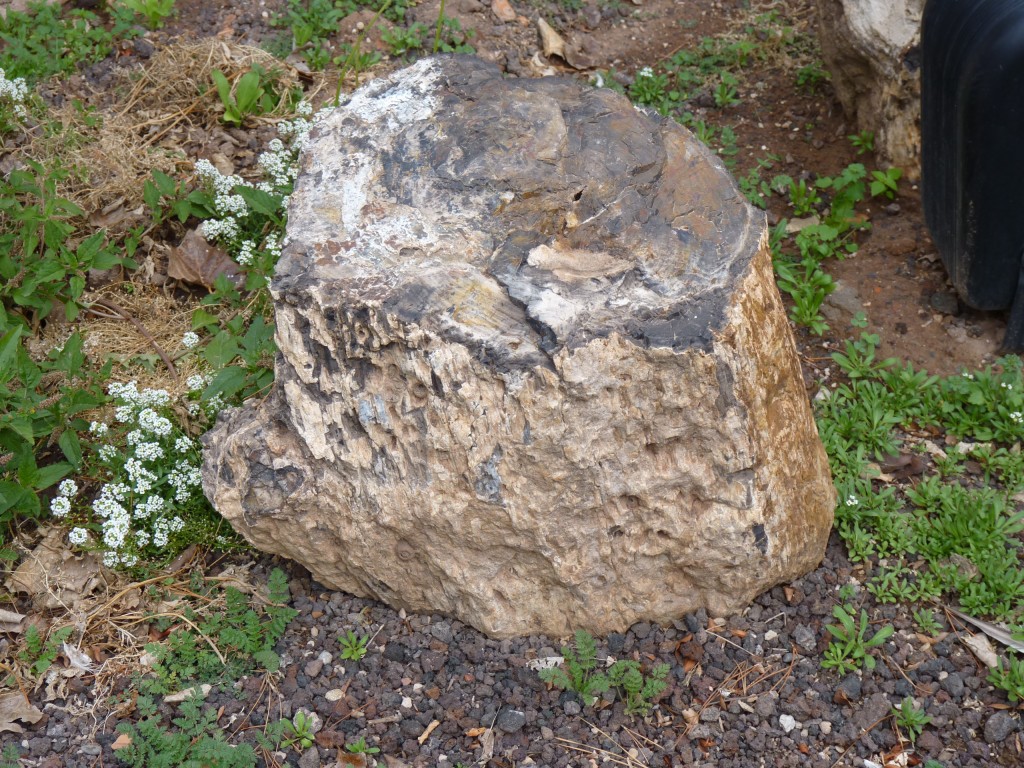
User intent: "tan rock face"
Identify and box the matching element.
[202,56,835,638]
[816,0,923,180]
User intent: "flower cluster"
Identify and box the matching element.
[0,67,29,121]
[55,381,216,569]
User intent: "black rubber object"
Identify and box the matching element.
[921,0,1024,349]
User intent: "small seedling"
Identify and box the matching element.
[281,710,317,751]
[820,605,894,674]
[339,629,370,661]
[18,625,73,678]
[912,609,942,636]
[988,653,1024,703]
[538,630,669,714]
[892,697,932,743]
[713,72,741,107]
[538,629,610,705]
[787,178,821,217]
[795,61,830,92]
[848,130,875,155]
[607,659,670,715]
[345,736,381,755]
[870,167,902,200]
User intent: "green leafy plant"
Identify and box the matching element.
[538,630,669,714]
[346,736,380,754]
[713,72,740,107]
[119,0,176,29]
[0,744,22,768]
[820,605,893,674]
[912,608,942,636]
[538,629,610,705]
[280,710,317,751]
[870,167,902,200]
[606,658,670,715]
[848,130,875,155]
[0,1,122,83]
[787,178,822,217]
[115,694,257,768]
[988,653,1024,703]
[795,61,829,93]
[17,624,73,678]
[139,568,297,695]
[381,21,427,57]
[629,66,681,116]
[339,629,370,661]
[211,65,286,126]
[891,697,932,743]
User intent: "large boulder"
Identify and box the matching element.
[202,56,835,638]
[816,0,923,179]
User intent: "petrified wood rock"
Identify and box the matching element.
[202,56,835,638]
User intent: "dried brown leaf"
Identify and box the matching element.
[537,18,565,59]
[167,229,241,290]
[0,690,43,734]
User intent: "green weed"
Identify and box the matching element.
[848,130,875,155]
[119,0,176,29]
[870,167,902,200]
[339,629,370,661]
[280,710,317,751]
[988,652,1024,703]
[115,694,257,768]
[795,61,829,93]
[17,624,73,679]
[0,1,123,83]
[820,605,894,674]
[211,64,294,126]
[139,568,297,695]
[346,736,380,754]
[892,697,932,743]
[538,630,669,715]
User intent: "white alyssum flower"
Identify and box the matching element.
[181,331,200,349]
[135,442,164,461]
[236,239,256,266]
[0,68,29,118]
[138,409,173,437]
[844,495,859,507]
[69,528,89,545]
[89,421,109,437]
[638,66,654,79]
[58,479,78,498]
[186,374,210,392]
[50,496,71,518]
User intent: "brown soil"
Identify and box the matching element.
[68,0,1006,383]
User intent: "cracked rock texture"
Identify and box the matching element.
[202,55,835,638]
[816,0,923,179]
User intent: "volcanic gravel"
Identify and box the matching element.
[10,533,1023,768]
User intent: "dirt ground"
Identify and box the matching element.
[69,0,1008,381]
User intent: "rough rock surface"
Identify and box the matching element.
[816,0,922,179]
[202,55,835,637]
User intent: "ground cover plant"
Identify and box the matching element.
[1,1,1023,766]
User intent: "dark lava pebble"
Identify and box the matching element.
[7,532,1023,767]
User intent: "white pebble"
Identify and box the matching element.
[820,721,832,735]
[779,714,797,733]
